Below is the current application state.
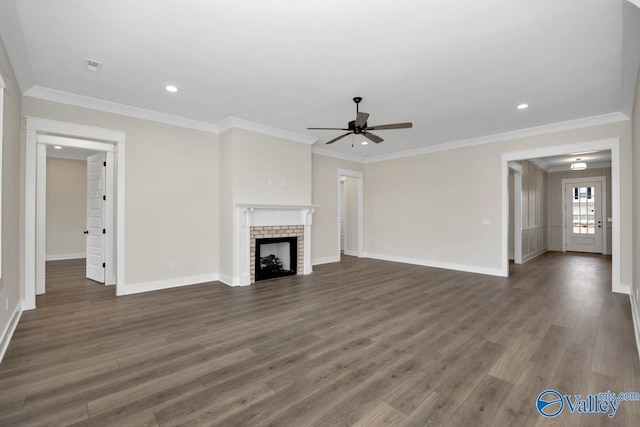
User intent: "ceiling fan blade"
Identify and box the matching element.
[355,112,369,128]
[363,132,384,144]
[366,122,413,130]
[308,127,350,130]
[325,132,352,145]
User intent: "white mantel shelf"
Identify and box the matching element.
[233,204,318,286]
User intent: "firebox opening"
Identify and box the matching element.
[255,237,297,282]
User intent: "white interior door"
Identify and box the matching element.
[86,152,106,282]
[565,182,603,253]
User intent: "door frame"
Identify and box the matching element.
[561,176,607,254]
[337,169,363,258]
[501,137,623,294]
[508,162,523,264]
[24,117,126,310]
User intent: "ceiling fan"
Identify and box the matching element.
[308,97,413,145]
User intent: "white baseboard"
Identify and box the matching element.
[116,273,219,296]
[218,273,247,287]
[630,294,640,364]
[343,249,358,257]
[312,256,340,266]
[363,252,506,277]
[521,249,548,264]
[613,284,631,295]
[45,252,85,261]
[0,303,23,365]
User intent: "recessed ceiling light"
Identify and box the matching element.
[517,103,529,110]
[165,85,178,93]
[361,141,368,145]
[53,145,62,150]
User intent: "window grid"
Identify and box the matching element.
[572,186,595,234]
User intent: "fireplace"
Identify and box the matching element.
[234,204,316,286]
[255,236,297,281]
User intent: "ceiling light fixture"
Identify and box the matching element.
[361,141,368,145]
[570,158,587,170]
[516,103,529,110]
[165,85,178,93]
[53,145,62,150]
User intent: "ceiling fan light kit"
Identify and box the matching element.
[308,97,413,145]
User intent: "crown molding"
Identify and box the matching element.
[363,112,629,164]
[218,116,317,145]
[311,147,366,163]
[629,0,640,8]
[23,86,219,133]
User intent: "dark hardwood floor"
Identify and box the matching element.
[1,252,639,426]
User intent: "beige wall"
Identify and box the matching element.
[632,59,640,322]
[22,97,220,287]
[546,167,612,254]
[364,120,633,284]
[218,128,312,281]
[46,158,87,259]
[345,177,358,254]
[0,35,22,342]
[520,161,547,261]
[311,154,364,263]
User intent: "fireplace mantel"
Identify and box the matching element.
[234,204,318,286]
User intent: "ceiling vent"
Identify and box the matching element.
[85,58,102,72]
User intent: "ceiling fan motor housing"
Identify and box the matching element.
[348,120,368,134]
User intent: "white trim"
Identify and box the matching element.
[363,252,505,277]
[501,138,622,294]
[218,273,242,287]
[521,249,548,264]
[312,147,366,164]
[337,169,364,260]
[116,273,218,296]
[0,83,4,278]
[630,294,640,364]
[561,176,607,255]
[24,117,126,310]
[364,112,628,164]
[343,249,358,256]
[217,116,318,145]
[45,253,86,261]
[0,72,5,87]
[25,116,126,143]
[35,144,46,295]
[508,162,523,264]
[0,303,22,364]
[24,86,218,133]
[38,134,116,152]
[312,256,340,265]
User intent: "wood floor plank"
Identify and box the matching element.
[0,253,636,426]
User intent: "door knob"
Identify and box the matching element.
[84,230,89,235]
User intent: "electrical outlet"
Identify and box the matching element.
[169,262,176,271]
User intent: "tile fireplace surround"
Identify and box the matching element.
[236,204,317,286]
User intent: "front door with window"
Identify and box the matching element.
[564,182,603,253]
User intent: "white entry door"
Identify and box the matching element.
[564,182,603,253]
[86,152,106,282]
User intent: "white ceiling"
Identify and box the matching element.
[529,150,612,172]
[46,144,97,161]
[1,0,639,159]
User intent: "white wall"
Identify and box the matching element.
[546,167,612,254]
[311,154,364,263]
[0,34,22,358]
[632,43,640,336]
[520,160,547,261]
[45,158,86,260]
[22,97,220,288]
[364,120,633,284]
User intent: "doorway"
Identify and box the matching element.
[563,177,606,254]
[337,169,363,259]
[24,118,126,310]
